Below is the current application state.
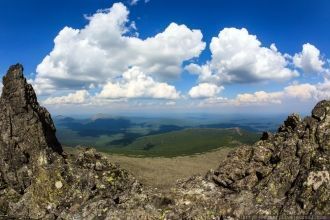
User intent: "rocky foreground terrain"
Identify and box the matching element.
[0,64,329,219]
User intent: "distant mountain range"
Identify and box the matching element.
[52,114,285,156]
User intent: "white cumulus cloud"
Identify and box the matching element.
[34,2,205,94]
[315,80,330,100]
[293,43,325,74]
[189,83,223,98]
[234,91,283,105]
[284,83,317,100]
[186,27,298,84]
[230,80,330,106]
[43,90,90,105]
[97,67,180,99]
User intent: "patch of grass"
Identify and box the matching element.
[63,146,236,190]
[103,147,236,189]
[99,128,259,157]
[56,127,123,147]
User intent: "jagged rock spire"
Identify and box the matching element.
[0,64,62,193]
[201,100,330,217]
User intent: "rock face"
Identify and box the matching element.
[0,65,145,219]
[0,64,62,193]
[0,64,329,219]
[168,108,330,218]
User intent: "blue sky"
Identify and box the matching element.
[0,0,329,115]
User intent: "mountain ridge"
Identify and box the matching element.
[0,64,329,219]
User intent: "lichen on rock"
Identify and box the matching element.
[0,64,63,194]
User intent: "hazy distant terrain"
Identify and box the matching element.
[54,114,284,157]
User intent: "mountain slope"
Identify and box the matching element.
[105,128,259,157]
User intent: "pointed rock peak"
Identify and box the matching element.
[0,64,63,192]
[2,63,25,93]
[1,63,38,109]
[4,63,24,79]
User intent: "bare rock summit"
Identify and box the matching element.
[0,64,62,194]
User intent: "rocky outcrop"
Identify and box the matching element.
[0,64,329,219]
[0,65,147,219]
[160,103,330,219]
[0,64,62,194]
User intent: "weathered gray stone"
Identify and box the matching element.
[0,64,62,193]
[168,100,330,219]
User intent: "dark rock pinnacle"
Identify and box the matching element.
[0,64,142,219]
[0,64,62,193]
